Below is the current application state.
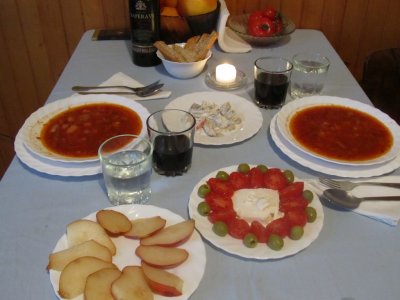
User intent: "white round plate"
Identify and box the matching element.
[165,92,263,145]
[20,94,150,163]
[188,165,324,260]
[271,114,400,177]
[276,96,400,166]
[49,204,206,300]
[14,129,101,176]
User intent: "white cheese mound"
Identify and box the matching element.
[232,188,283,224]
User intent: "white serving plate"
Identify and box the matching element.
[276,96,400,166]
[188,165,324,260]
[49,204,206,300]
[20,94,150,163]
[270,114,400,177]
[165,92,263,146]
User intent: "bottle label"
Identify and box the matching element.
[129,0,159,43]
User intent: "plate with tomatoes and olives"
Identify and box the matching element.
[188,164,324,260]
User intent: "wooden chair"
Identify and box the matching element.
[360,48,400,124]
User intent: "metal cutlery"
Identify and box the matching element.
[72,80,161,93]
[319,178,400,191]
[73,83,164,97]
[323,188,400,209]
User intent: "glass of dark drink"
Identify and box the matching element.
[146,109,195,176]
[254,57,293,109]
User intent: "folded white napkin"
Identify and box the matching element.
[312,176,400,226]
[96,72,171,101]
[217,0,251,53]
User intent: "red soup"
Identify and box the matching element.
[288,105,393,162]
[40,103,142,158]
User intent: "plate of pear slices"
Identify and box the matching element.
[48,204,206,300]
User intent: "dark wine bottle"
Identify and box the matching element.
[129,0,161,67]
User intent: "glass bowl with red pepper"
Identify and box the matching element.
[227,7,295,46]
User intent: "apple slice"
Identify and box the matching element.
[125,216,166,239]
[84,267,122,300]
[96,209,132,234]
[141,262,183,297]
[47,240,112,271]
[111,266,153,300]
[58,256,117,299]
[67,219,116,255]
[136,245,189,268]
[140,219,195,247]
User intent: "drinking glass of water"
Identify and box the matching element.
[99,134,153,206]
[254,57,293,109]
[146,109,195,176]
[290,52,330,99]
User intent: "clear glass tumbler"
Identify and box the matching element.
[146,109,196,176]
[254,57,293,109]
[290,52,330,99]
[98,134,153,205]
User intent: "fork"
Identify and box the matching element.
[73,83,164,97]
[319,178,400,191]
[72,80,161,93]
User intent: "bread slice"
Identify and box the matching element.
[184,35,200,51]
[172,44,197,62]
[194,30,218,61]
[154,41,185,62]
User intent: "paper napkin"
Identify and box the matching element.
[94,72,171,101]
[216,0,251,53]
[312,176,400,226]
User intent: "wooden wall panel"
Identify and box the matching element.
[0,0,399,179]
[60,0,86,54]
[300,0,324,29]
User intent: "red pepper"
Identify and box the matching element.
[247,11,277,37]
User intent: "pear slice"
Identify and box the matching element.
[125,216,166,239]
[84,267,122,300]
[111,266,153,300]
[67,219,116,255]
[58,256,117,299]
[96,210,132,234]
[136,245,189,268]
[141,262,183,297]
[47,240,112,271]
[140,219,195,247]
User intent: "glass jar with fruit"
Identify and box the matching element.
[160,0,220,43]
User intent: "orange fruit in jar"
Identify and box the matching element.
[161,6,180,17]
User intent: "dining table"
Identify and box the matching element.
[1,28,399,300]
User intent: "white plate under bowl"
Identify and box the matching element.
[14,129,101,176]
[49,204,206,300]
[276,96,400,166]
[20,94,150,163]
[165,92,263,145]
[270,114,400,178]
[188,165,324,260]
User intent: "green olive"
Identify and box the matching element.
[212,221,228,237]
[197,184,211,198]
[256,164,268,173]
[305,206,317,223]
[283,170,295,183]
[303,190,314,203]
[267,234,284,251]
[238,163,251,174]
[243,233,258,248]
[216,171,229,181]
[289,226,304,240]
[197,202,211,216]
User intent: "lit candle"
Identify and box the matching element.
[215,64,237,84]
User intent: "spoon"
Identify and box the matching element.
[72,80,161,93]
[323,188,400,209]
[75,83,164,97]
